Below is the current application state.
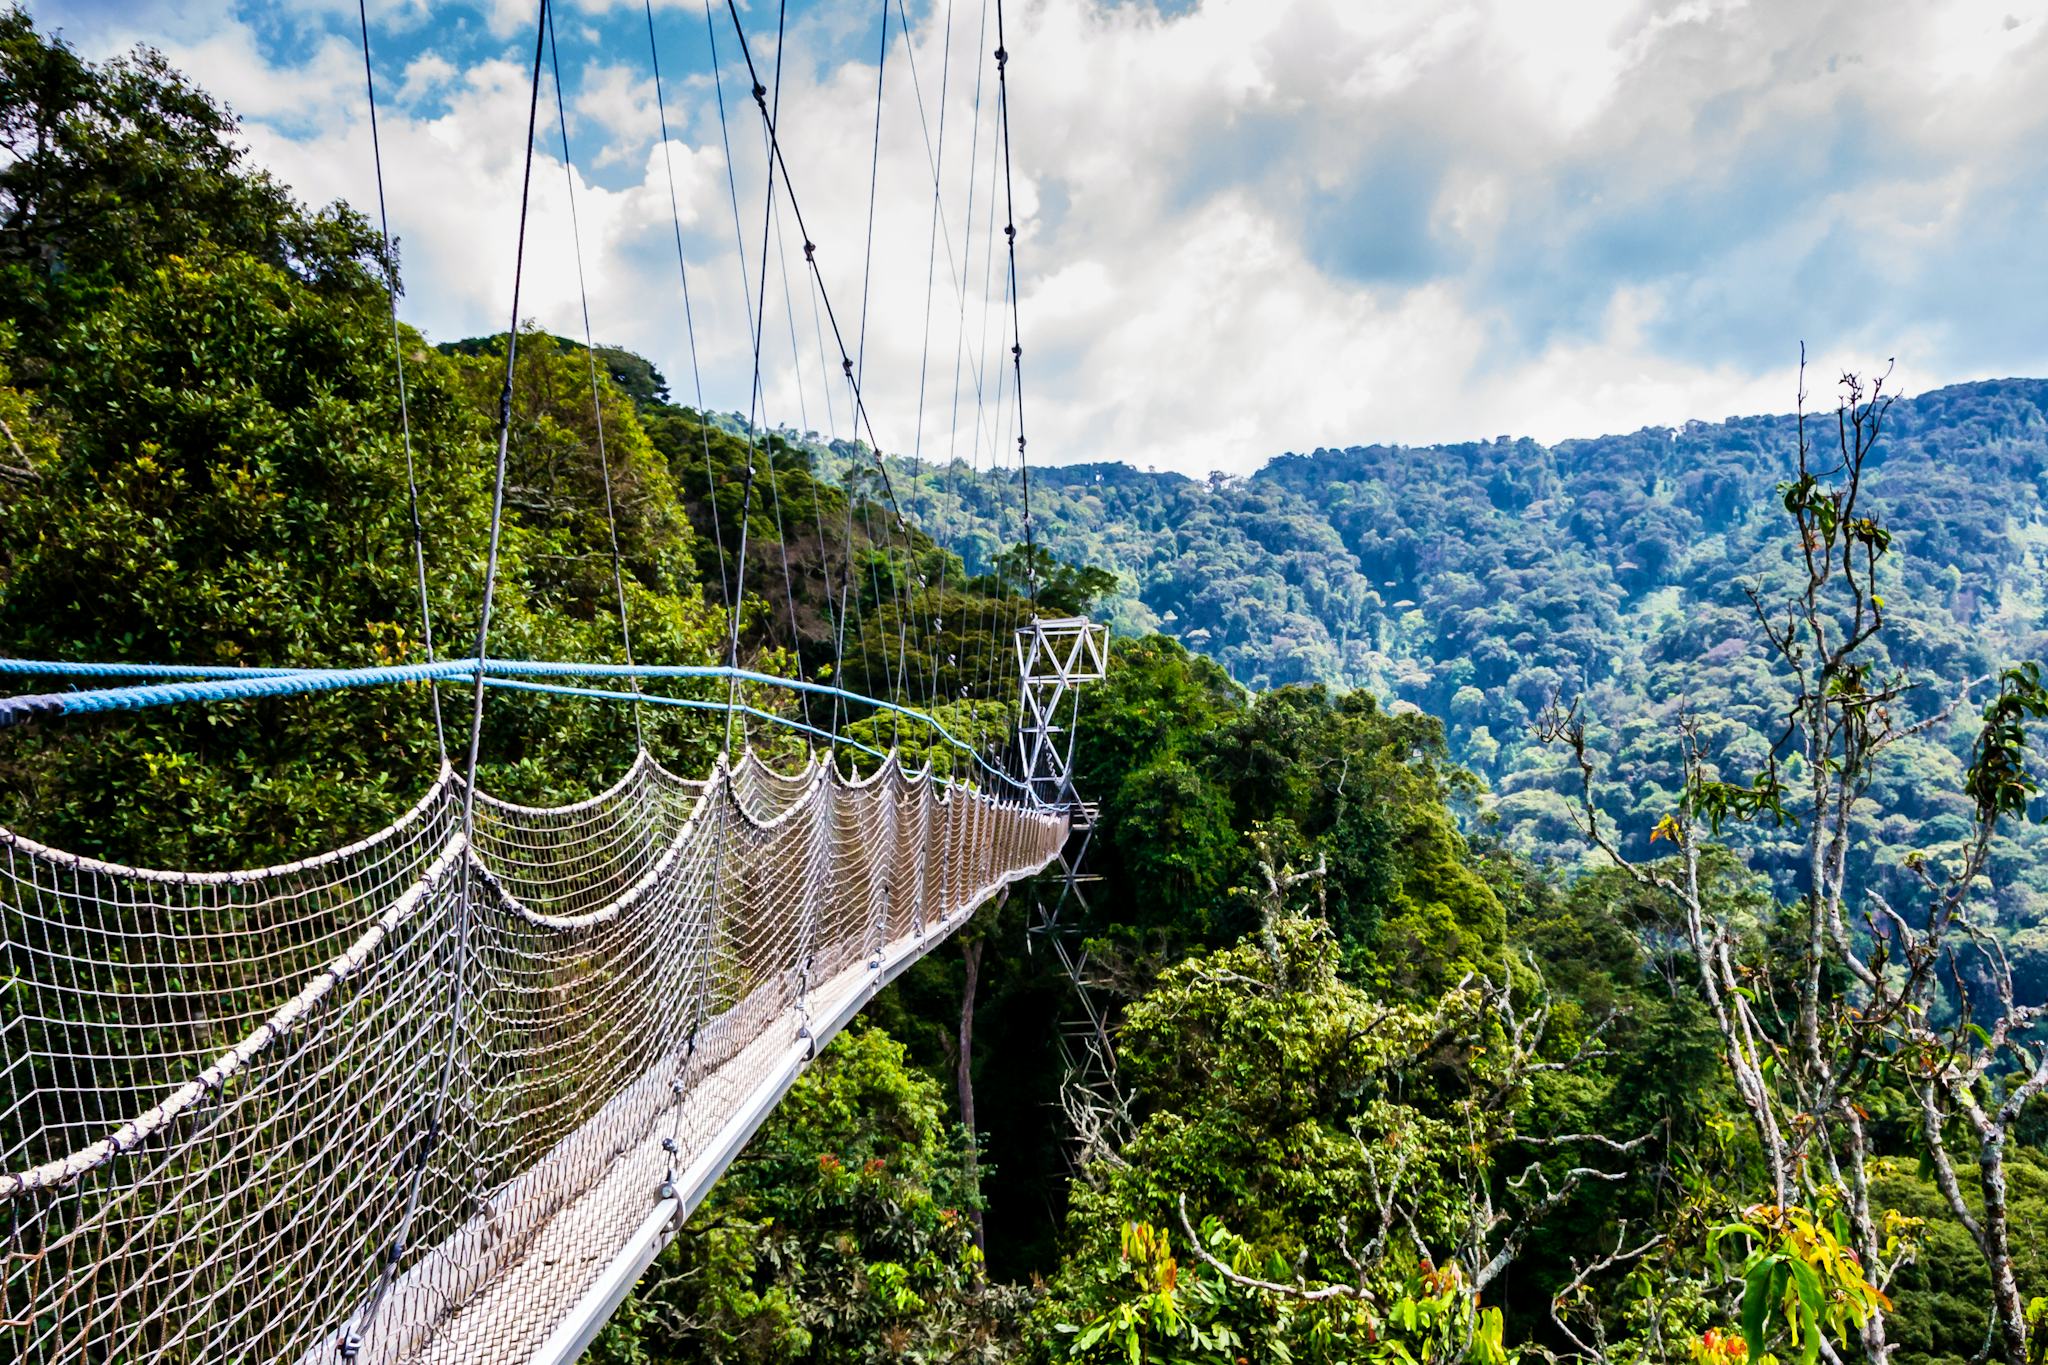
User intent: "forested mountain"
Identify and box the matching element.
[905,383,2048,704]
[892,386,2048,908]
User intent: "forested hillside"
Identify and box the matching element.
[892,387,2048,904]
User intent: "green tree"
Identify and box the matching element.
[1031,920,1629,1364]
[589,1025,1025,1365]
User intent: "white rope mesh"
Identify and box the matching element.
[0,749,1063,1362]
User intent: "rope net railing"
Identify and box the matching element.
[0,746,1064,1363]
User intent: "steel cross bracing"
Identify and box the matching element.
[1013,616,1107,809]
[1012,617,1131,1161]
[0,749,1063,1364]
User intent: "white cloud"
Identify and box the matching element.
[571,63,657,168]
[398,51,459,104]
[37,0,2048,477]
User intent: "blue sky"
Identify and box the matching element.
[33,0,2048,476]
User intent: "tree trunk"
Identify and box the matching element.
[1977,1132,2029,1365]
[1839,1109,1893,1365]
[958,935,985,1253]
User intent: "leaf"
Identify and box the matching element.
[1787,1260,1825,1365]
[1742,1257,1777,1365]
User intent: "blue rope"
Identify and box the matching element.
[1,661,458,716]
[0,658,1022,795]
[0,660,315,679]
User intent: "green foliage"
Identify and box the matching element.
[587,1025,1024,1365]
[888,384,2048,920]
[1058,1220,1510,1365]
[1030,921,1561,1363]
[0,14,495,860]
[1877,1156,2048,1365]
[981,542,1120,618]
[1067,637,1502,994]
[1708,1205,1894,1365]
[1968,663,2048,825]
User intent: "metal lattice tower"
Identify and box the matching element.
[1014,617,1130,1160]
[1014,616,1106,808]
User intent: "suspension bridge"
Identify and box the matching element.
[0,0,1111,1358]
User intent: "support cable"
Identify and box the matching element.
[545,5,645,750]
[719,0,792,752]
[701,0,757,751]
[856,0,1003,720]
[354,0,447,763]
[337,1,549,1356]
[807,262,867,756]
[720,0,921,738]
[745,109,815,735]
[716,0,917,553]
[704,0,812,746]
[704,0,757,349]
[900,0,956,715]
[964,79,1009,716]
[993,0,1036,606]
[971,175,1013,722]
[845,0,920,722]
[645,0,733,621]
[771,186,851,748]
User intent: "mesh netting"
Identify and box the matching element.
[0,749,1063,1363]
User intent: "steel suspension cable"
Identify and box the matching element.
[545,4,645,750]
[770,195,812,437]
[864,5,950,724]
[745,14,817,736]
[985,335,1022,760]
[718,0,902,728]
[770,190,850,731]
[971,124,1014,719]
[644,0,733,621]
[703,0,803,746]
[899,0,955,715]
[354,0,447,763]
[898,0,961,712]
[806,261,866,751]
[993,0,1037,607]
[944,0,994,706]
[704,0,757,351]
[845,0,920,723]
[342,1,550,1355]
[957,44,1012,718]
[702,0,757,705]
[719,0,792,752]
[717,0,977,742]
[715,0,916,540]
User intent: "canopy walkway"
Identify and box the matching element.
[2,741,1063,1361]
[0,0,1094,1354]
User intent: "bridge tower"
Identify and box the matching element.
[1014,616,1106,807]
[1014,616,1130,1161]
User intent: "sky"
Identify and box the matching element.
[32,0,2048,477]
